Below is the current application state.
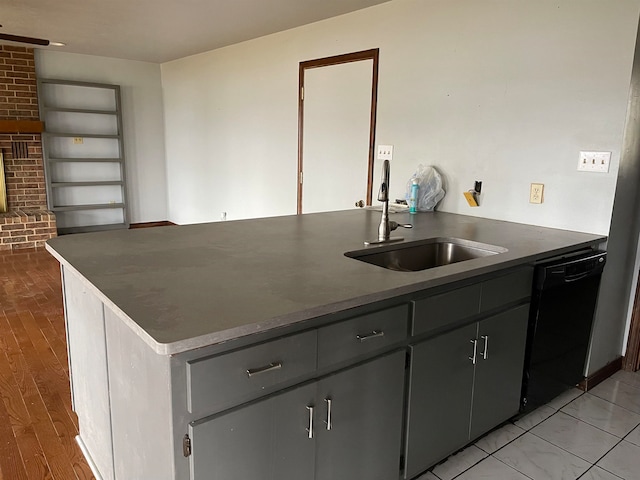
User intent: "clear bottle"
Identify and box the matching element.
[409,179,419,214]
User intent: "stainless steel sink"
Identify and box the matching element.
[345,237,507,272]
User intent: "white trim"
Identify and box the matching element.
[75,435,104,480]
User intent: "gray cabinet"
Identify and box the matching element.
[189,351,405,480]
[59,256,535,480]
[470,304,529,439]
[404,323,476,478]
[189,383,317,480]
[317,304,409,369]
[404,304,529,479]
[187,330,318,416]
[315,350,406,480]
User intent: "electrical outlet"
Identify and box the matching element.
[377,144,393,161]
[73,137,84,144]
[530,183,544,204]
[578,151,611,173]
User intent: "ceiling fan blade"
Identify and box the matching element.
[0,33,49,46]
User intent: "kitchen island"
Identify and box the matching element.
[46,209,606,480]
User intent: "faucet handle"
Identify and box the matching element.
[389,221,413,231]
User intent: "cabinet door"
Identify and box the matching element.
[189,383,316,480]
[315,351,405,480]
[470,304,529,440]
[404,324,477,479]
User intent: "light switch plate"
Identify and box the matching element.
[578,151,611,173]
[530,183,544,204]
[377,145,393,161]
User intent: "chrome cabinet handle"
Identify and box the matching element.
[356,330,385,342]
[306,405,314,439]
[246,361,282,378]
[480,335,489,360]
[469,339,478,365]
[324,398,332,431]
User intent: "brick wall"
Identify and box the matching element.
[0,45,56,250]
[0,46,40,120]
[0,210,56,251]
[0,134,47,209]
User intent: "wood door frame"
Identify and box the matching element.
[297,48,379,214]
[624,269,640,371]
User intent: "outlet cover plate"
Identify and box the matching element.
[530,183,544,204]
[578,151,611,173]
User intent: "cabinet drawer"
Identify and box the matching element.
[187,330,317,415]
[412,284,481,336]
[480,267,533,312]
[318,305,409,369]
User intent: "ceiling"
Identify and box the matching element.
[0,0,389,63]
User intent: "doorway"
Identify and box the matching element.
[297,49,379,214]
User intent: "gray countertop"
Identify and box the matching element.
[45,210,606,355]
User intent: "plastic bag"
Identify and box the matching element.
[405,165,445,211]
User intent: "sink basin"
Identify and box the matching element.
[345,237,508,272]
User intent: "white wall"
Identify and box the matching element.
[161,0,640,233]
[35,51,168,224]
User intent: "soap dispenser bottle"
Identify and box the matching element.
[409,179,419,214]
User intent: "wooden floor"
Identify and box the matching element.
[0,249,94,479]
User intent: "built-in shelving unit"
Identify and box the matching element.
[38,79,129,234]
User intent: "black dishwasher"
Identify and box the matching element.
[520,249,606,413]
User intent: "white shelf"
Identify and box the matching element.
[51,181,124,188]
[39,79,129,234]
[52,203,126,212]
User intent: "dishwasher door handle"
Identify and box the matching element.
[564,271,591,283]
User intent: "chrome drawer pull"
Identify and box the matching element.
[480,335,489,360]
[356,330,385,342]
[324,398,332,431]
[246,361,282,378]
[469,339,478,365]
[306,405,314,439]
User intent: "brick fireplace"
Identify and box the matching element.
[0,45,56,252]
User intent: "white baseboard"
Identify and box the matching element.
[75,435,104,480]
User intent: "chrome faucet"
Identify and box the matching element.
[365,160,412,246]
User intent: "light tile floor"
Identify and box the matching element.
[419,369,640,480]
